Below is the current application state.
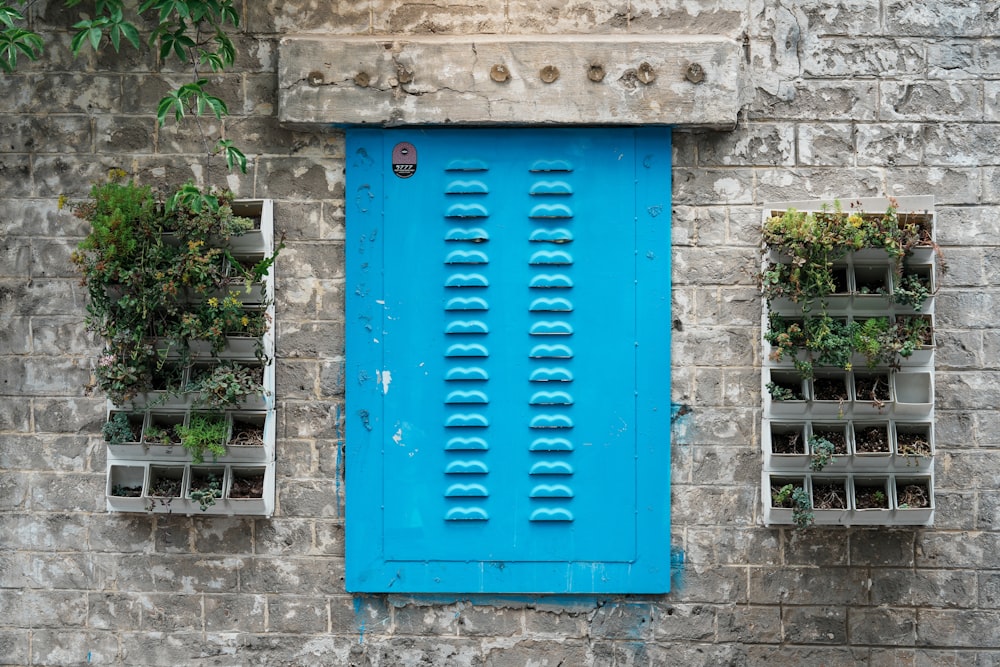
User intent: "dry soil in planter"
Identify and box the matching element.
[855,425,890,454]
[897,430,931,457]
[813,377,849,401]
[230,472,265,499]
[896,481,931,509]
[812,482,848,510]
[855,374,891,403]
[854,483,890,509]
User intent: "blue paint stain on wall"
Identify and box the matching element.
[670,402,691,424]
[335,403,344,517]
[353,595,365,644]
[670,549,686,592]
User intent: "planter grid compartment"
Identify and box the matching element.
[107,461,275,516]
[104,199,276,517]
[763,470,934,527]
[761,196,936,528]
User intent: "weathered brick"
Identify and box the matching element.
[267,596,328,633]
[717,604,782,643]
[782,605,847,645]
[0,589,88,628]
[88,592,142,631]
[26,629,120,666]
[917,610,1000,647]
[799,123,854,167]
[255,157,344,200]
[848,607,916,646]
[749,567,870,606]
[885,0,984,36]
[482,639,588,667]
[670,564,748,604]
[872,568,977,609]
[784,529,851,567]
[855,123,923,167]
[917,532,1000,569]
[698,123,795,167]
[650,603,715,641]
[241,556,344,596]
[277,321,346,358]
[850,530,915,567]
[672,168,754,206]
[803,38,925,77]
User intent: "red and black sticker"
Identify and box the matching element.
[392,142,417,179]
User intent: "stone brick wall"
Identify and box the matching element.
[1,1,998,664]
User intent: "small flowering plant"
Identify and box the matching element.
[70,171,279,405]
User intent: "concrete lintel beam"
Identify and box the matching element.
[278,36,743,129]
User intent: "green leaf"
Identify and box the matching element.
[202,93,226,119]
[0,27,43,72]
[0,5,25,29]
[156,91,184,125]
[216,139,247,173]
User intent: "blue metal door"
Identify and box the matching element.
[346,128,671,593]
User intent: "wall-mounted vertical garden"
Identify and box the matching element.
[760,196,937,528]
[71,177,278,516]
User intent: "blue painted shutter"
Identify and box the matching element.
[346,128,672,593]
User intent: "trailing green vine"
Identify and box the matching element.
[1,0,246,187]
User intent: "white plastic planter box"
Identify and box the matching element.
[893,475,934,525]
[893,422,934,470]
[106,464,148,512]
[810,373,850,417]
[761,196,936,528]
[849,476,893,526]
[221,411,275,462]
[851,371,893,417]
[762,472,810,527]
[893,371,933,417]
[809,476,850,525]
[103,199,277,518]
[764,369,808,417]
[226,200,274,255]
[765,422,809,471]
[851,421,893,471]
[851,264,892,309]
[808,422,850,472]
[104,461,276,517]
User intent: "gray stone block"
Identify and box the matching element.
[848,606,916,647]
[29,472,103,511]
[670,564,748,604]
[241,556,344,596]
[885,0,984,36]
[651,604,715,641]
[191,517,254,554]
[716,604,782,643]
[916,532,1000,569]
[850,530,915,567]
[256,157,344,200]
[917,610,1000,647]
[855,123,923,167]
[88,592,142,631]
[0,589,88,628]
[871,569,976,608]
[483,639,589,667]
[267,596,328,633]
[803,38,925,77]
[782,605,847,645]
[698,123,795,167]
[749,567,870,606]
[26,629,120,666]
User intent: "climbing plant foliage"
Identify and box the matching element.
[1,0,246,174]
